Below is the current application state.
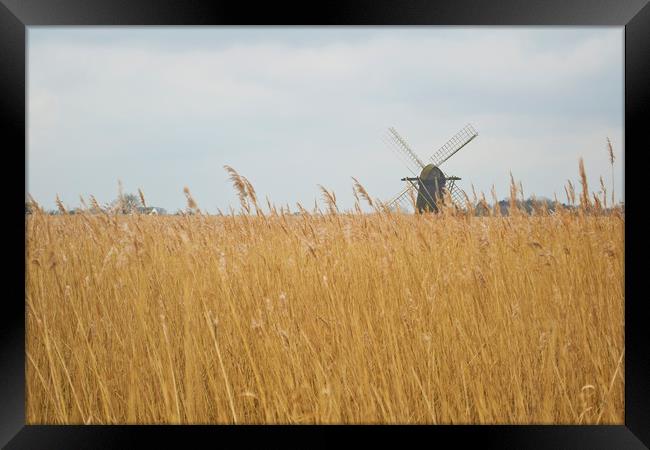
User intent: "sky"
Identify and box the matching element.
[28,27,624,213]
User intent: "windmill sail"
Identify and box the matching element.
[428,124,478,168]
[447,183,468,209]
[381,136,421,179]
[395,195,413,212]
[386,185,415,211]
[387,178,466,211]
[385,127,426,171]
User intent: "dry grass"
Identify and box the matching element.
[26,179,624,424]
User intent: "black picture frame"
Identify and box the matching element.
[3,1,648,448]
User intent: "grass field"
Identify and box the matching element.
[25,197,624,424]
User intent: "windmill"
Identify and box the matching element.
[383,124,478,213]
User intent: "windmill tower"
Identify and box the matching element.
[383,124,478,213]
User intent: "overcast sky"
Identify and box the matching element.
[28,27,624,212]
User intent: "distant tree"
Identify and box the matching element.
[175,208,197,216]
[109,192,143,214]
[472,196,575,216]
[137,206,168,215]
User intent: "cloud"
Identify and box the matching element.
[28,27,623,212]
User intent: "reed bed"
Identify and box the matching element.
[26,175,624,424]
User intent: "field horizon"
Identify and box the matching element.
[26,173,624,423]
